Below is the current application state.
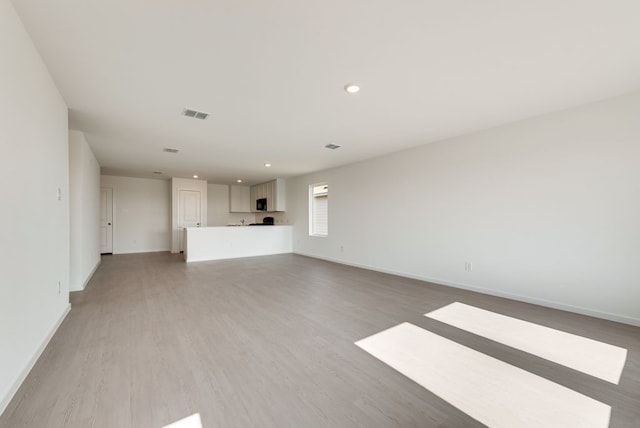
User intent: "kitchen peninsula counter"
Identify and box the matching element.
[183,225,292,262]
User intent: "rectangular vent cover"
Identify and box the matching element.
[325,144,341,150]
[182,108,209,120]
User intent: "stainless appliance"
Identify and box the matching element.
[249,216,274,226]
[256,198,267,211]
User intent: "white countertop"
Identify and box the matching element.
[187,225,292,229]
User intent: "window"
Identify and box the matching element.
[310,183,328,236]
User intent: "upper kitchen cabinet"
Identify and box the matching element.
[251,178,286,212]
[272,178,286,211]
[229,185,251,212]
[250,183,262,211]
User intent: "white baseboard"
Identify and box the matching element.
[79,259,101,290]
[113,248,171,255]
[294,252,640,327]
[69,259,101,292]
[0,304,71,416]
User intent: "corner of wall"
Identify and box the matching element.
[0,304,70,416]
[69,131,101,291]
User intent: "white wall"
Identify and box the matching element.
[171,177,207,252]
[100,175,171,254]
[0,0,70,413]
[207,183,256,226]
[288,91,640,326]
[69,131,100,291]
[207,183,229,226]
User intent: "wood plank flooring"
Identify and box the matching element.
[1,252,639,427]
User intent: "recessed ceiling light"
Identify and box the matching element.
[264,163,271,167]
[344,83,360,94]
[325,143,342,150]
[152,171,163,175]
[163,148,180,153]
[237,179,243,183]
[193,175,199,179]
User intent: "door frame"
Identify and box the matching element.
[100,187,114,254]
[177,189,202,252]
[171,178,207,253]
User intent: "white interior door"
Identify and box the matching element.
[178,189,201,251]
[100,188,113,254]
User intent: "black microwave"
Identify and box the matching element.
[256,198,267,211]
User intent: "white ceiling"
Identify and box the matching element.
[12,0,640,184]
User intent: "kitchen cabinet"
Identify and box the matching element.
[229,185,251,212]
[272,178,286,211]
[265,181,274,208]
[257,183,264,201]
[251,178,286,212]
[249,184,260,211]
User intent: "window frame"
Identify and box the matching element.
[309,182,328,237]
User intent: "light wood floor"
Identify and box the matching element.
[1,252,639,427]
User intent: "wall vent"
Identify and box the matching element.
[163,148,180,153]
[182,108,209,120]
[324,143,341,150]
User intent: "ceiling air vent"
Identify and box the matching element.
[182,108,209,120]
[163,148,180,153]
[325,143,341,150]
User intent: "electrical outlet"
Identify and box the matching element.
[57,281,61,294]
[340,245,344,253]
[464,261,473,271]
[57,187,62,201]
